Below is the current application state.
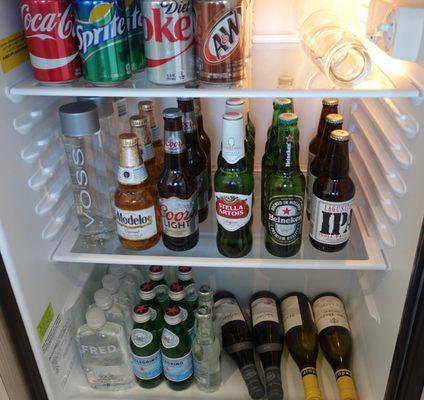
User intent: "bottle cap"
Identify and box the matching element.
[279,113,298,123]
[119,133,138,147]
[149,265,164,281]
[76,97,114,118]
[163,107,182,119]
[223,111,243,121]
[139,281,156,300]
[274,98,292,106]
[168,282,185,301]
[138,100,153,112]
[199,284,214,299]
[133,304,151,323]
[330,129,351,141]
[59,102,100,137]
[323,98,339,105]
[109,264,126,279]
[102,274,120,294]
[164,305,182,325]
[326,113,344,124]
[195,305,211,320]
[226,98,244,106]
[177,266,193,281]
[86,307,106,330]
[129,115,147,128]
[94,288,113,310]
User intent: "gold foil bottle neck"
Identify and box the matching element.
[138,100,153,112]
[323,98,339,105]
[130,115,147,128]
[119,133,142,167]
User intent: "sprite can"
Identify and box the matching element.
[125,0,145,72]
[73,0,131,85]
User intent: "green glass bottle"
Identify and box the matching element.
[168,282,195,342]
[161,305,194,390]
[148,265,169,310]
[177,266,198,312]
[264,113,305,257]
[138,282,165,336]
[214,111,254,258]
[130,305,163,388]
[262,98,294,224]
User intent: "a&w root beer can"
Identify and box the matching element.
[142,0,195,85]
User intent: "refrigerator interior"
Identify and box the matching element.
[1,0,424,399]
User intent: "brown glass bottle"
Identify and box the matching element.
[177,98,209,223]
[306,113,344,220]
[309,130,355,252]
[193,98,212,201]
[308,98,338,168]
[158,108,199,251]
[115,133,162,250]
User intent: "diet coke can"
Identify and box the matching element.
[141,0,195,85]
[20,0,82,84]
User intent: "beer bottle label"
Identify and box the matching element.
[281,295,302,333]
[131,328,153,348]
[251,297,279,327]
[115,206,158,240]
[151,126,161,142]
[215,297,244,327]
[164,130,186,154]
[159,194,198,238]
[215,192,252,232]
[267,196,303,245]
[131,350,162,380]
[118,164,148,185]
[310,196,354,245]
[312,296,350,334]
[306,171,316,216]
[197,169,208,210]
[162,352,193,382]
[140,142,155,162]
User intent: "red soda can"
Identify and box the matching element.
[20,0,82,84]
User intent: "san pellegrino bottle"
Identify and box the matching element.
[250,291,284,400]
[214,291,265,399]
[138,281,165,335]
[161,305,194,390]
[130,305,163,388]
[76,307,134,390]
[281,292,323,400]
[148,265,169,310]
[312,293,357,400]
[168,282,195,341]
[214,111,254,258]
[264,113,305,257]
[192,306,221,392]
[177,266,198,312]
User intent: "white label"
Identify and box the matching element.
[151,126,161,142]
[313,296,350,334]
[222,131,244,164]
[306,171,317,215]
[251,297,279,327]
[215,297,244,327]
[140,143,155,162]
[215,192,252,232]
[281,296,302,334]
[131,350,162,380]
[310,197,354,245]
[164,130,185,154]
[162,352,193,382]
[115,206,158,240]
[159,195,198,238]
[161,328,180,349]
[131,328,153,348]
[118,164,148,185]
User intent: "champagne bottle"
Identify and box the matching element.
[250,291,284,400]
[281,293,322,400]
[312,293,357,400]
[214,291,265,400]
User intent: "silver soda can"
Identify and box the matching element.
[141,0,195,85]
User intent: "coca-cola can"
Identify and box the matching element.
[20,0,82,84]
[141,0,195,85]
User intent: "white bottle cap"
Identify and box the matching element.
[139,282,156,301]
[168,282,185,301]
[149,265,164,281]
[102,274,120,294]
[109,265,126,279]
[177,266,193,281]
[86,307,106,330]
[133,305,151,323]
[94,289,113,310]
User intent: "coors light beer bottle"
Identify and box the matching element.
[158,108,199,251]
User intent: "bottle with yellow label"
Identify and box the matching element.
[280,292,323,400]
[312,293,357,400]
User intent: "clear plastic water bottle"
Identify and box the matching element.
[108,265,138,306]
[102,274,131,312]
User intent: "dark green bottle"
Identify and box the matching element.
[177,266,198,312]
[161,305,194,390]
[168,282,195,342]
[148,265,169,310]
[262,98,294,224]
[264,113,305,257]
[130,305,163,388]
[214,111,254,258]
[138,281,165,336]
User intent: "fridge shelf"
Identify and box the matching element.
[9,42,419,99]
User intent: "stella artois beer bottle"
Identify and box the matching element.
[309,130,355,252]
[264,113,305,257]
[214,112,254,258]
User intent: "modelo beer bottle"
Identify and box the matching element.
[158,108,199,251]
[309,130,355,252]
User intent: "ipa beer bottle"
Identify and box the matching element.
[158,108,199,251]
[250,291,284,400]
[309,130,355,252]
[312,294,357,400]
[214,112,254,258]
[114,133,161,250]
[177,98,209,223]
[148,265,169,310]
[281,293,323,400]
[138,282,165,336]
[264,113,305,257]
[306,113,344,219]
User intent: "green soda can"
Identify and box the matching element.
[125,0,145,72]
[73,0,131,85]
